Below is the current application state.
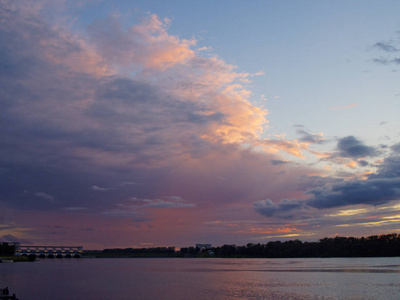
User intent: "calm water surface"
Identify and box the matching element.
[1,257,400,299]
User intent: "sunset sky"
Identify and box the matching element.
[1,0,400,250]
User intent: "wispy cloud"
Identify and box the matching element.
[131,196,196,209]
[373,42,399,52]
[91,185,111,192]
[329,103,357,110]
[35,192,55,202]
[371,36,400,66]
[296,130,325,144]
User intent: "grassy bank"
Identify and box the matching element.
[0,256,34,262]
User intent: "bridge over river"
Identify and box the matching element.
[15,245,83,258]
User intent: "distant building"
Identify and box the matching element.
[196,244,212,250]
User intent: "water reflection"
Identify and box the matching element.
[1,257,400,299]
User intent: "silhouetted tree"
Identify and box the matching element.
[0,243,15,256]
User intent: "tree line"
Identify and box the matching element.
[196,233,400,258]
[0,243,15,256]
[102,247,176,254]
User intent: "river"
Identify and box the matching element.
[1,257,400,299]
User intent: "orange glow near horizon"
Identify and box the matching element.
[237,226,302,235]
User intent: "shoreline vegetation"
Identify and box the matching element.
[84,247,180,258]
[2,233,400,261]
[84,233,400,259]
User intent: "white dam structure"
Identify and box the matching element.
[15,245,83,258]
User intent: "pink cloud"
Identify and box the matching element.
[87,14,195,71]
[329,103,358,110]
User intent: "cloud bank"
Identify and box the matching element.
[0,1,317,247]
[255,142,400,219]
[1,1,400,248]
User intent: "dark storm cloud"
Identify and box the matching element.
[256,176,400,218]
[306,178,400,209]
[1,1,299,221]
[336,136,376,158]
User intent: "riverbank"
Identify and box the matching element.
[0,256,34,263]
